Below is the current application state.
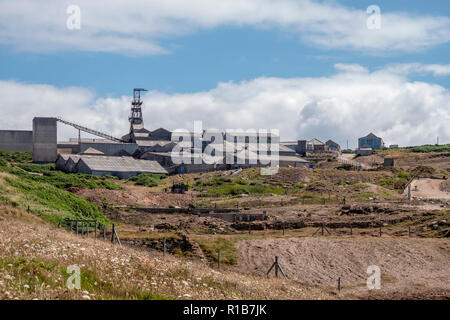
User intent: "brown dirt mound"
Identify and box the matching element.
[236,237,450,298]
[74,188,193,208]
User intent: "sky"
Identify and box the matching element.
[0,0,449,148]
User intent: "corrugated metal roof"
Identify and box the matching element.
[77,156,167,174]
[80,147,104,155]
[136,140,175,147]
[57,154,72,161]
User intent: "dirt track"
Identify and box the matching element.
[236,237,450,298]
[406,178,450,200]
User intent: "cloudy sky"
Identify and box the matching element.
[0,0,449,148]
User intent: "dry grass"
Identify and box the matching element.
[0,206,332,300]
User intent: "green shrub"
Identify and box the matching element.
[0,151,32,163]
[127,173,167,187]
[409,144,450,153]
[336,164,354,171]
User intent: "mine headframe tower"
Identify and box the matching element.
[129,88,147,127]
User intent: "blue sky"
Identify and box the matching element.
[0,0,449,96]
[0,0,449,147]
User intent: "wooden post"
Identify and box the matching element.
[217,249,221,271]
[274,256,279,278]
[321,223,324,236]
[338,277,341,292]
[282,223,285,236]
[111,224,115,243]
[86,222,89,237]
[76,221,79,235]
[163,237,166,257]
[94,221,97,240]
[379,226,382,237]
[103,225,106,241]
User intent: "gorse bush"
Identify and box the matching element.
[0,151,32,163]
[127,173,167,187]
[194,176,284,197]
[409,144,450,153]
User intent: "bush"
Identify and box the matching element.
[337,164,354,171]
[127,173,167,187]
[409,144,450,153]
[0,151,32,163]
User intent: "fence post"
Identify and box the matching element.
[86,222,89,237]
[103,225,106,241]
[111,224,115,243]
[338,277,341,292]
[94,221,97,240]
[274,256,279,278]
[76,221,79,235]
[163,237,166,257]
[217,249,221,271]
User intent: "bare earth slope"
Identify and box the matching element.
[237,237,450,299]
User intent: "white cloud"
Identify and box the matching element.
[1,64,449,148]
[0,0,449,55]
[334,63,369,73]
[381,63,450,77]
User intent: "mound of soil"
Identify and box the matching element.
[236,238,450,298]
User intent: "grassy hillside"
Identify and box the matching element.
[0,151,115,225]
[0,208,330,300]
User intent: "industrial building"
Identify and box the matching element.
[0,88,318,175]
[0,130,32,152]
[296,138,341,155]
[56,154,167,178]
[358,132,384,150]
